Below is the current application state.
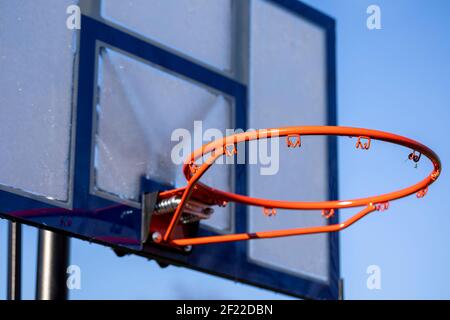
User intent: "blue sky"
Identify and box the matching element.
[309,0,450,299]
[1,0,449,299]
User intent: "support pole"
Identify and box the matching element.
[7,221,22,300]
[36,229,70,300]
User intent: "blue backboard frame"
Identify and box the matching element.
[0,0,338,299]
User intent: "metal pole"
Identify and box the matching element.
[339,278,345,300]
[7,221,22,300]
[36,229,70,300]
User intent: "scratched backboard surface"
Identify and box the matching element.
[248,0,331,283]
[0,0,338,299]
[0,0,77,206]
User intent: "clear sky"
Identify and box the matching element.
[306,0,450,299]
[1,0,449,299]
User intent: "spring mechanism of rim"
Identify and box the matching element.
[181,214,204,224]
[154,196,182,215]
[153,196,214,224]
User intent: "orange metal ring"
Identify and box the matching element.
[162,126,441,246]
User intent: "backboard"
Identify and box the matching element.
[0,0,338,299]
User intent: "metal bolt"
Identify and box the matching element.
[152,232,162,243]
[184,245,192,253]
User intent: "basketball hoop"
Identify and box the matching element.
[154,126,441,246]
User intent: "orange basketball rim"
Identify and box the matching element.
[156,126,441,247]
